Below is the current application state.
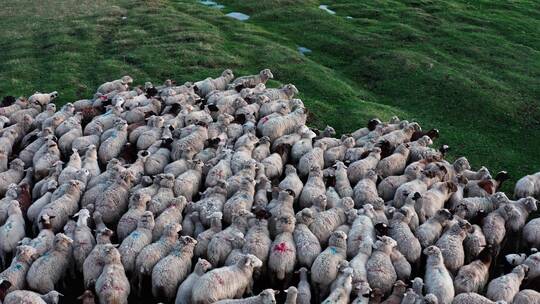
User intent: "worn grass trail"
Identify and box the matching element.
[0,0,539,190]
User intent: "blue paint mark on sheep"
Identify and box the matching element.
[330,247,337,254]
[226,12,250,21]
[14,263,23,270]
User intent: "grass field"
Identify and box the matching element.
[0,0,539,190]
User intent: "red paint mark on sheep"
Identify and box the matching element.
[274,242,292,253]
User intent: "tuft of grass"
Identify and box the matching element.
[0,0,539,192]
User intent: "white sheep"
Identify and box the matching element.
[347,148,381,185]
[424,245,454,304]
[486,264,528,303]
[311,231,348,299]
[174,258,213,304]
[514,171,540,199]
[134,223,181,293]
[293,209,321,268]
[27,233,73,293]
[152,236,197,300]
[3,290,63,304]
[83,228,113,288]
[0,201,25,268]
[191,254,262,304]
[72,209,95,273]
[118,211,155,274]
[268,214,296,281]
[0,245,36,292]
[366,236,397,295]
[95,244,130,304]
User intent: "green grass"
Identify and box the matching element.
[0,0,538,191]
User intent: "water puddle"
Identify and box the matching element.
[298,46,312,56]
[319,5,336,15]
[226,12,250,21]
[199,0,225,9]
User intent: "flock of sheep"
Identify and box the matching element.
[0,68,538,304]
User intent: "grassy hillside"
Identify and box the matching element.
[0,0,539,190]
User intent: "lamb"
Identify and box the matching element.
[353,170,380,208]
[115,193,150,240]
[147,173,176,216]
[242,216,272,272]
[98,119,128,164]
[334,160,354,197]
[172,261,212,304]
[97,75,133,94]
[416,181,457,223]
[388,208,421,264]
[27,233,73,293]
[223,177,256,224]
[0,245,36,292]
[415,209,453,248]
[464,171,510,198]
[206,149,233,188]
[299,166,326,209]
[194,69,235,97]
[454,247,492,294]
[95,244,130,304]
[0,129,18,158]
[505,196,537,232]
[191,254,262,304]
[261,152,284,180]
[347,148,381,185]
[514,171,540,199]
[323,137,355,168]
[486,264,528,303]
[229,69,273,90]
[268,214,297,281]
[173,160,204,201]
[3,290,63,304]
[393,173,438,209]
[259,84,299,101]
[366,236,398,295]
[464,224,487,264]
[291,127,316,164]
[322,265,354,304]
[144,138,173,176]
[0,159,25,196]
[347,209,375,260]
[134,223,181,293]
[435,220,471,273]
[153,197,187,241]
[207,212,247,267]
[423,245,454,304]
[82,145,101,181]
[83,228,114,288]
[309,197,354,245]
[37,180,83,232]
[523,218,540,248]
[0,201,25,267]
[455,192,508,221]
[257,107,307,141]
[293,209,322,268]
[513,289,540,304]
[376,143,410,178]
[482,204,521,252]
[377,162,424,201]
[213,289,278,304]
[94,170,135,225]
[152,236,197,300]
[72,209,96,273]
[389,246,411,282]
[195,212,223,258]
[118,211,154,273]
